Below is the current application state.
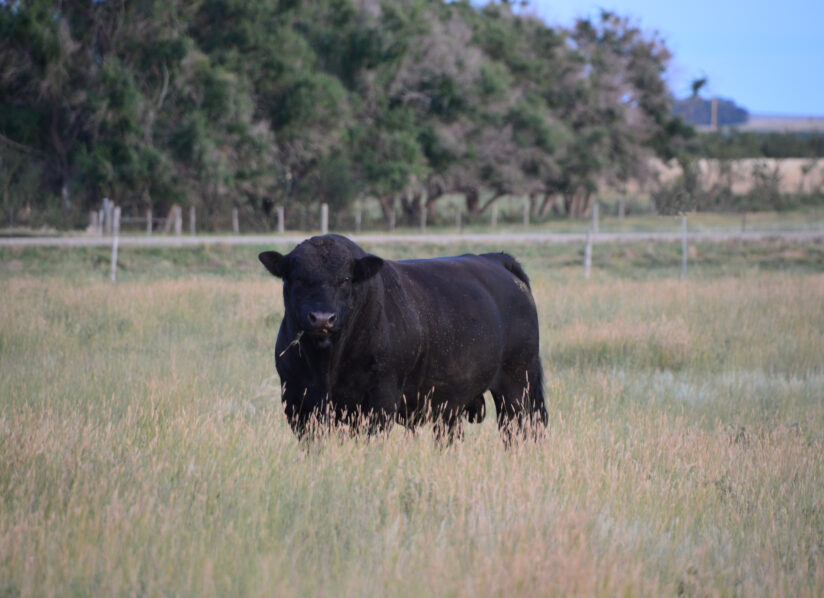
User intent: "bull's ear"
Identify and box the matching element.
[353,255,384,283]
[259,251,287,278]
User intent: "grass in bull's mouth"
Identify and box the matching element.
[1,240,822,596]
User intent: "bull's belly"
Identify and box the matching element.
[400,361,497,414]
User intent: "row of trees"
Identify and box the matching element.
[1,0,691,229]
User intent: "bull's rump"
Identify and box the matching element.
[390,254,539,403]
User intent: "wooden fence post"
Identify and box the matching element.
[90,211,98,234]
[146,209,152,236]
[97,209,104,236]
[419,203,427,233]
[189,206,196,235]
[232,208,239,234]
[389,209,395,232]
[321,203,329,234]
[584,229,592,280]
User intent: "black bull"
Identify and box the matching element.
[259,235,546,439]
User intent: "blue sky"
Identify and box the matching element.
[527,0,824,116]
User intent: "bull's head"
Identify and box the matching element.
[259,236,383,349]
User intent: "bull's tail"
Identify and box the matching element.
[481,252,531,289]
[529,358,548,426]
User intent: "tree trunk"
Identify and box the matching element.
[377,195,395,222]
[400,190,422,225]
[465,188,480,215]
[563,193,573,216]
[539,194,558,217]
[425,190,443,218]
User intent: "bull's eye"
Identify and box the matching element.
[338,277,351,287]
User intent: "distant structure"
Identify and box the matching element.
[673,96,749,127]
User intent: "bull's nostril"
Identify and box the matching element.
[308,311,336,329]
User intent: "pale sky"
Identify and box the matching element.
[526,0,824,116]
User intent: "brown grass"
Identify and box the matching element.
[1,269,823,596]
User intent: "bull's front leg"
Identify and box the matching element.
[364,379,402,436]
[280,377,329,439]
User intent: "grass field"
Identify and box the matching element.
[1,240,823,596]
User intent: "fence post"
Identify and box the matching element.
[681,214,687,279]
[97,209,104,236]
[389,208,396,232]
[456,206,462,232]
[277,206,285,234]
[355,203,362,234]
[103,197,111,235]
[523,199,529,227]
[321,203,329,234]
[90,211,98,234]
[419,203,426,233]
[146,209,152,236]
[189,206,196,235]
[491,204,498,229]
[174,206,183,236]
[110,206,121,283]
[592,201,599,235]
[618,196,625,220]
[584,229,592,280]
[232,208,239,234]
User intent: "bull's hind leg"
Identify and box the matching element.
[491,357,546,444]
[464,394,487,423]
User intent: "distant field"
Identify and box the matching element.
[1,240,823,596]
[694,114,824,133]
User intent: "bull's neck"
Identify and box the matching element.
[294,275,384,392]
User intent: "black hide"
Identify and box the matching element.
[259,234,546,439]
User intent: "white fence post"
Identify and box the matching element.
[584,229,592,279]
[97,209,104,236]
[146,209,152,236]
[110,206,121,283]
[321,203,329,234]
[592,201,599,235]
[681,214,687,279]
[103,197,111,235]
[232,208,239,234]
[174,206,183,236]
[189,206,196,235]
[277,206,285,233]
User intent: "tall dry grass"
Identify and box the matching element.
[1,270,823,596]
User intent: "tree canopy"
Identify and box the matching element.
[1,0,688,228]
